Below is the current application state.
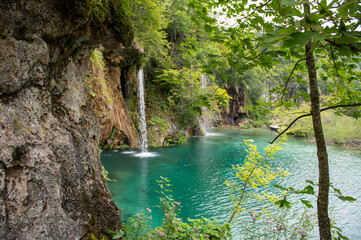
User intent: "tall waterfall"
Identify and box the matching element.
[138,69,148,152]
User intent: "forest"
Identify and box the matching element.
[91,0,361,239]
[0,0,360,239]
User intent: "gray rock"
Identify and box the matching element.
[0,0,137,239]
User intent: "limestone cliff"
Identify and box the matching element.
[0,0,137,239]
[85,47,142,149]
[221,84,248,126]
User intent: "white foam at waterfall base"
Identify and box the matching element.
[122,151,136,154]
[202,127,223,137]
[133,151,159,158]
[200,122,223,137]
[205,132,223,136]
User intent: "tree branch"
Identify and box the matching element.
[325,39,361,53]
[246,48,268,62]
[228,161,260,224]
[338,0,357,9]
[227,0,272,29]
[329,44,343,84]
[317,2,337,26]
[278,58,306,105]
[270,103,361,144]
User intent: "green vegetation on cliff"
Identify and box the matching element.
[117,0,232,146]
[66,0,134,45]
[108,0,361,239]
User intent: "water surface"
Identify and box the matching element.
[101,128,361,239]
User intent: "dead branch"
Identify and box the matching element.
[270,103,361,144]
[278,58,306,105]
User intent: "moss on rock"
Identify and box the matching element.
[63,0,134,47]
[108,0,134,47]
[65,0,92,24]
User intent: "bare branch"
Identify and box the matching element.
[316,2,337,26]
[278,58,306,105]
[228,161,260,224]
[270,103,361,144]
[246,48,268,62]
[227,0,272,29]
[329,44,343,84]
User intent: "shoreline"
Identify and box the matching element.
[216,124,361,150]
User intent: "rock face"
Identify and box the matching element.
[86,48,142,149]
[222,84,248,125]
[0,1,136,239]
[98,65,138,148]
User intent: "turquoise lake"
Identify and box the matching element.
[101,128,361,239]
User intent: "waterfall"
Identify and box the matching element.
[132,69,158,158]
[199,74,222,136]
[138,69,148,152]
[201,73,208,89]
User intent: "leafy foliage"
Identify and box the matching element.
[108,140,319,239]
[189,0,361,116]
[225,136,290,221]
[110,177,232,239]
[85,49,112,102]
[101,166,117,183]
[121,0,169,59]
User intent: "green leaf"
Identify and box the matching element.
[295,185,315,195]
[283,32,313,48]
[112,231,125,239]
[337,230,350,240]
[338,20,347,34]
[301,199,313,208]
[273,184,288,190]
[313,32,327,41]
[305,180,315,185]
[275,196,291,208]
[338,195,357,202]
[281,0,306,6]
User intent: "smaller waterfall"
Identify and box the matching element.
[138,69,148,152]
[201,73,208,89]
[134,69,158,158]
[199,74,222,137]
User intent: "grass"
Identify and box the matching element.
[323,112,361,144]
[268,104,361,145]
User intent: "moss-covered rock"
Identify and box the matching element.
[63,0,134,47]
[64,0,92,24]
[108,0,134,47]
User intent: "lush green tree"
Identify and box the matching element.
[190,0,361,239]
[122,0,170,59]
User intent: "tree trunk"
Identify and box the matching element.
[305,39,332,239]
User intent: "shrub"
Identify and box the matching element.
[110,177,231,239]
